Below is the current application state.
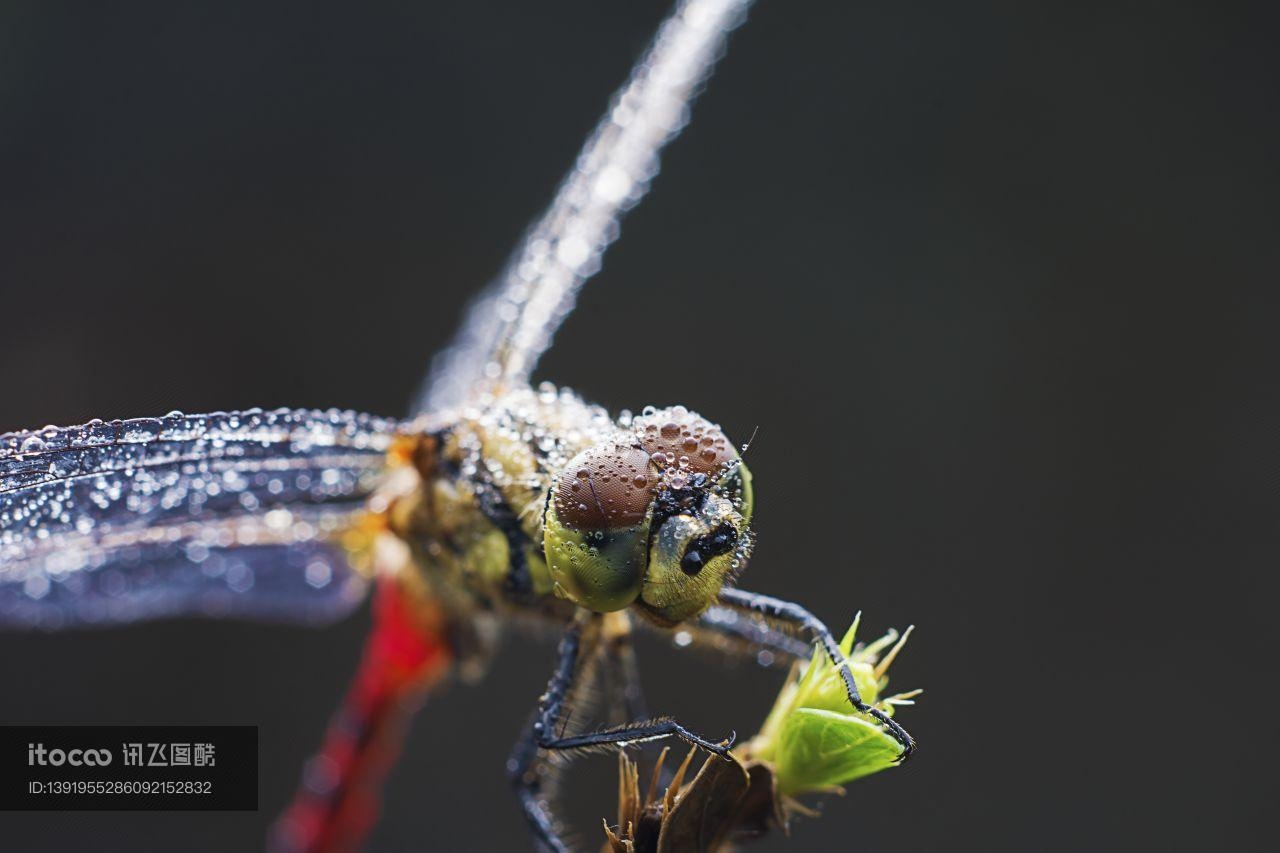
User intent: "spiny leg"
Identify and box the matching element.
[507,621,585,853]
[718,587,917,760]
[508,618,734,852]
[694,604,815,662]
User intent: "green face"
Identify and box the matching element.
[542,408,754,623]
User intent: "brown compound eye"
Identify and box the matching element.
[634,407,737,477]
[552,444,657,532]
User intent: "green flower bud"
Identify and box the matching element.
[744,615,918,796]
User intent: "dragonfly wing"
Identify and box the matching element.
[0,409,397,629]
[418,0,755,412]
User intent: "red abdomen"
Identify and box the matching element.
[270,576,452,853]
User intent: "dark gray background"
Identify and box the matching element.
[0,1,1274,850]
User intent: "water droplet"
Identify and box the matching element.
[305,560,332,589]
[23,574,51,600]
[226,564,254,593]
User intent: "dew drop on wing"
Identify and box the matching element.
[0,409,398,629]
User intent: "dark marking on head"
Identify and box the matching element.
[679,522,738,575]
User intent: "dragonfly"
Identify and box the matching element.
[0,1,915,850]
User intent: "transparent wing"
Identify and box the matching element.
[419,0,755,412]
[0,409,397,629]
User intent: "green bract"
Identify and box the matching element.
[744,616,918,796]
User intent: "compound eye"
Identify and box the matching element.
[634,408,737,476]
[552,444,655,533]
[544,443,659,613]
[718,463,753,525]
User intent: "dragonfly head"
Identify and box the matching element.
[543,407,753,624]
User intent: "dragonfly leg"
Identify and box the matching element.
[693,605,816,661]
[507,620,585,853]
[601,612,648,723]
[717,587,917,760]
[508,618,733,851]
[508,719,567,853]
